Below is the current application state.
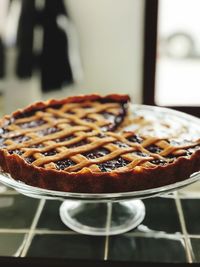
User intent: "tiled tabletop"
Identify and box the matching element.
[0,182,200,264]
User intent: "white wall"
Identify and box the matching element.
[2,0,145,114]
[65,0,145,103]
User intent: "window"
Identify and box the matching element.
[143,0,200,117]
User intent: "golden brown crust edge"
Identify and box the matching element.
[0,148,200,193]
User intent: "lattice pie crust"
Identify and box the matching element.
[0,94,199,193]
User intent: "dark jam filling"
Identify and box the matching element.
[55,159,76,170]
[99,99,128,105]
[167,146,199,159]
[83,117,96,123]
[30,143,44,148]
[100,103,126,131]
[38,127,60,136]
[167,154,181,159]
[50,104,63,110]
[12,135,30,143]
[25,156,35,164]
[15,104,62,120]
[14,110,37,119]
[55,135,74,143]
[68,140,89,148]
[127,135,143,144]
[42,150,57,156]
[67,111,75,114]
[84,148,110,159]
[133,151,149,157]
[114,141,129,148]
[146,145,162,154]
[101,112,124,131]
[19,119,45,129]
[96,133,106,138]
[8,149,23,156]
[66,121,77,127]
[150,159,167,165]
[9,149,37,164]
[98,157,130,172]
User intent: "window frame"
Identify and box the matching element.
[142,0,200,118]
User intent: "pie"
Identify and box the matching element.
[0,94,199,193]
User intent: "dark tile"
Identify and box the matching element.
[134,197,181,234]
[181,199,200,234]
[0,182,11,194]
[0,233,26,256]
[27,234,105,259]
[108,235,187,262]
[191,238,200,262]
[0,194,39,228]
[37,200,69,230]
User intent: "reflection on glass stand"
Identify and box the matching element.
[0,171,200,236]
[59,200,145,235]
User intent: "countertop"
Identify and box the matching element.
[0,181,200,265]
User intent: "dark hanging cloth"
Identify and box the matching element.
[16,0,35,78]
[40,0,73,92]
[16,0,73,92]
[0,38,5,78]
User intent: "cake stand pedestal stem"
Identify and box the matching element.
[59,199,146,236]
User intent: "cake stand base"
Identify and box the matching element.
[59,199,145,236]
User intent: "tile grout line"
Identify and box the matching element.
[13,235,29,257]
[124,231,184,239]
[0,191,19,195]
[0,228,75,234]
[1,228,200,239]
[0,229,30,233]
[104,202,112,260]
[174,192,194,263]
[20,198,46,257]
[0,228,194,238]
[104,235,109,261]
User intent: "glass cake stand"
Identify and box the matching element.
[0,104,200,236]
[0,171,200,236]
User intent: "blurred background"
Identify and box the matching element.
[0,0,199,116]
[156,0,200,107]
[0,0,144,115]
